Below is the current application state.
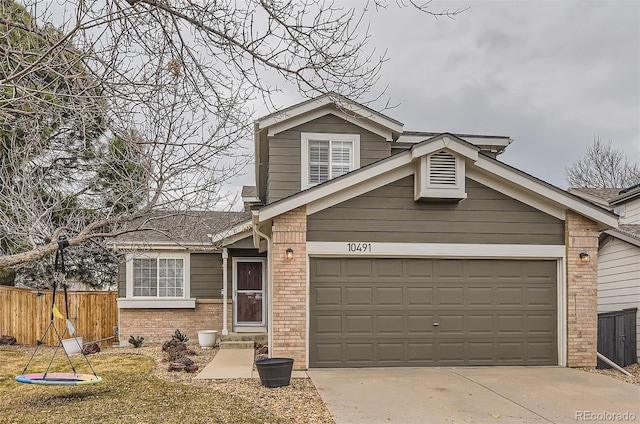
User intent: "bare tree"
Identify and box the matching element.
[565,137,640,189]
[0,0,464,269]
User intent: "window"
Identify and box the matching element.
[121,252,193,308]
[133,258,184,297]
[301,133,360,189]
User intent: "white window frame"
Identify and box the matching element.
[119,252,195,308]
[301,132,360,190]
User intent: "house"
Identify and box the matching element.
[571,185,640,363]
[112,94,619,370]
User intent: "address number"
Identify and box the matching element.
[347,243,372,253]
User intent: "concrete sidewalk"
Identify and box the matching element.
[195,349,308,379]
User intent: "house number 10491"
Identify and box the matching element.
[347,243,372,252]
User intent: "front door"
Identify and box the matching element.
[233,258,266,332]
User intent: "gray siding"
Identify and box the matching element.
[308,177,565,245]
[597,237,640,358]
[190,253,223,299]
[267,114,390,203]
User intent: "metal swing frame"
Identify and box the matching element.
[15,237,102,386]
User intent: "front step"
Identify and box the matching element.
[219,340,255,350]
[219,332,267,349]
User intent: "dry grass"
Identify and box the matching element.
[0,344,334,424]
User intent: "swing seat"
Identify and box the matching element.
[15,372,102,386]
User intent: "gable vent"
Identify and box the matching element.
[429,151,456,185]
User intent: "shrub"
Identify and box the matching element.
[128,335,144,348]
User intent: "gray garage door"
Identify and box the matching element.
[310,258,557,367]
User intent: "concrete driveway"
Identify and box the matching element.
[307,367,640,423]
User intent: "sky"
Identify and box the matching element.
[227,0,640,209]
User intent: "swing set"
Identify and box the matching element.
[15,237,102,386]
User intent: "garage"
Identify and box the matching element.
[310,257,557,367]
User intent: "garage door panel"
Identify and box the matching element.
[345,287,373,305]
[310,258,557,367]
[346,343,374,363]
[407,315,435,334]
[377,315,404,334]
[406,287,434,305]
[468,287,494,305]
[437,287,465,305]
[378,343,405,362]
[313,315,342,334]
[408,343,435,362]
[314,287,342,305]
[376,287,403,305]
[346,315,373,334]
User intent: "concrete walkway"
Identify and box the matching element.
[195,349,308,379]
[307,367,640,424]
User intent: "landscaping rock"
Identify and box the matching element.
[0,335,17,345]
[184,365,199,373]
[82,342,100,355]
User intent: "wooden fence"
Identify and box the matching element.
[0,285,118,346]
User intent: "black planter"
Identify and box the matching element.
[255,358,294,387]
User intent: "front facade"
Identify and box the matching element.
[115,94,618,370]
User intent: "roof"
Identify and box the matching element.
[610,183,640,205]
[602,224,640,248]
[569,188,622,203]
[111,210,251,248]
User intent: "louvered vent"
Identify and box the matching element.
[429,151,456,185]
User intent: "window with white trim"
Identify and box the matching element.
[301,133,360,189]
[133,257,184,297]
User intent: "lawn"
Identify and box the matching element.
[0,345,294,424]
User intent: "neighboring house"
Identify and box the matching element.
[111,94,619,370]
[571,185,640,362]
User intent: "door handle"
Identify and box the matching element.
[433,322,439,327]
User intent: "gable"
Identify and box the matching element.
[307,176,565,245]
[266,114,390,203]
[254,134,618,236]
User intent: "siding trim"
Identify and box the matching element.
[306,241,565,258]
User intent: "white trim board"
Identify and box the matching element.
[306,242,566,258]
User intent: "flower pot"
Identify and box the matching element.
[255,358,294,388]
[62,337,83,355]
[197,330,218,349]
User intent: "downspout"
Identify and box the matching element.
[252,213,273,358]
[597,352,633,377]
[222,248,229,336]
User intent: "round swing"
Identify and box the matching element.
[15,237,102,386]
[15,373,102,386]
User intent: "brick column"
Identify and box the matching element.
[565,210,599,367]
[271,206,307,370]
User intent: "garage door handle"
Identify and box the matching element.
[433,322,439,326]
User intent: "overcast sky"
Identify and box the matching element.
[227,1,640,209]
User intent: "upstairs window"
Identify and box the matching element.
[302,133,360,189]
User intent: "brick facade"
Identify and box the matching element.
[565,210,599,367]
[271,206,307,370]
[118,299,230,344]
